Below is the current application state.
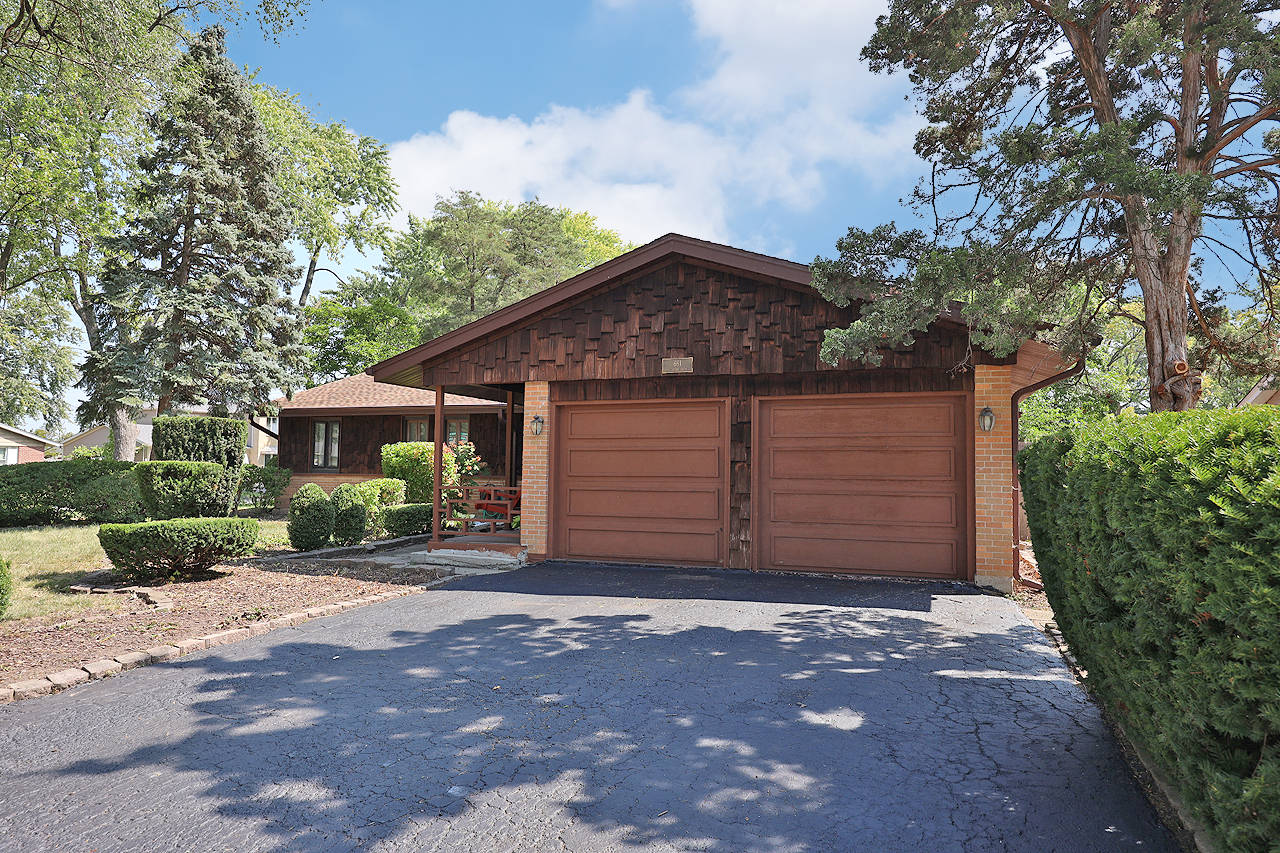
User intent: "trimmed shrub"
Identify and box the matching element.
[381,442,459,505]
[351,478,406,539]
[98,518,259,583]
[0,459,141,527]
[1019,408,1280,853]
[330,483,368,546]
[382,503,434,539]
[135,461,231,519]
[238,459,293,516]
[288,482,334,551]
[152,416,248,470]
[0,556,12,616]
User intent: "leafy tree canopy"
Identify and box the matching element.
[814,1,1280,411]
[0,286,75,428]
[301,295,421,385]
[344,191,633,342]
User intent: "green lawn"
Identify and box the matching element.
[0,519,292,623]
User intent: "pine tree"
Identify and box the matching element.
[83,25,303,425]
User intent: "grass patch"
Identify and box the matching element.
[0,521,296,622]
[0,525,118,622]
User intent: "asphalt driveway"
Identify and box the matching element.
[0,563,1180,853]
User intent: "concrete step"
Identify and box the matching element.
[404,547,526,572]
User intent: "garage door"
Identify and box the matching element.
[553,400,728,565]
[756,395,968,579]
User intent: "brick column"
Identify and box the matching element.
[520,382,550,560]
[973,365,1014,593]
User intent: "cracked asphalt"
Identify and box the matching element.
[0,563,1181,853]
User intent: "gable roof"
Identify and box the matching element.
[0,422,59,447]
[367,234,817,386]
[278,372,507,414]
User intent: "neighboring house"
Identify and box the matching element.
[1240,378,1279,406]
[60,406,209,461]
[368,233,1074,592]
[0,423,59,465]
[275,373,521,504]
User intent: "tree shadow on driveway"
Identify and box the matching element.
[0,565,1181,853]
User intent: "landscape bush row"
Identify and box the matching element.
[1019,407,1280,853]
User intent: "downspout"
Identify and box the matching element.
[1009,356,1086,590]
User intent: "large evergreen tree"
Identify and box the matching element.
[814,1,1280,411]
[80,25,303,431]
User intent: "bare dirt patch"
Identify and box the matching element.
[0,557,440,686]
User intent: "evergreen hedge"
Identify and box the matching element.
[135,461,232,519]
[381,442,459,504]
[288,483,334,551]
[98,518,259,583]
[330,483,368,546]
[382,503,434,539]
[0,556,12,616]
[0,459,145,527]
[152,416,248,471]
[1018,408,1280,853]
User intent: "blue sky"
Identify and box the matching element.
[224,0,924,279]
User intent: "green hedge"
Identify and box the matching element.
[0,556,12,616]
[98,518,259,583]
[381,442,459,504]
[135,461,233,519]
[0,459,145,527]
[237,459,292,516]
[152,416,248,471]
[1018,408,1280,853]
[330,483,368,547]
[352,478,405,539]
[382,503,434,539]
[288,482,334,551]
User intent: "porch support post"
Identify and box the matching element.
[433,384,445,542]
[505,390,515,488]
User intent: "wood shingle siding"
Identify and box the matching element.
[418,261,1013,388]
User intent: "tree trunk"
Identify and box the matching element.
[109,406,137,462]
[1134,255,1202,412]
[298,245,320,308]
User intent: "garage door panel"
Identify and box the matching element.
[566,406,723,440]
[566,486,721,520]
[567,447,721,478]
[770,534,956,576]
[769,447,955,481]
[770,490,956,527]
[770,402,955,439]
[758,395,967,580]
[555,399,727,566]
[565,527,721,564]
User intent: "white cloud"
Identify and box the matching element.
[388,0,919,252]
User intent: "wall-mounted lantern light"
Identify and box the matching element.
[978,406,996,432]
[530,415,544,436]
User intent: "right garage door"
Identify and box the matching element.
[756,395,969,579]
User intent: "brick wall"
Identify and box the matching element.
[973,365,1014,592]
[520,382,550,560]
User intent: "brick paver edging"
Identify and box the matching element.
[1,582,447,705]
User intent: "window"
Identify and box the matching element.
[406,419,430,442]
[0,447,18,465]
[313,420,340,469]
[266,416,279,432]
[447,416,469,445]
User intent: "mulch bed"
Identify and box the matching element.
[0,557,441,686]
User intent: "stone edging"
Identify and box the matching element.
[1043,622,1217,853]
[0,579,450,705]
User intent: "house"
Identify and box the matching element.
[366,233,1074,592]
[1240,378,1279,406]
[0,423,58,465]
[275,372,522,503]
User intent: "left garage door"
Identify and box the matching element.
[553,400,728,565]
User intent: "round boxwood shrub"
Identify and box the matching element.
[98,518,259,584]
[330,483,368,547]
[288,483,334,551]
[135,461,232,519]
[382,503,434,539]
[0,556,13,616]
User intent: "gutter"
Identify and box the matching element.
[1009,355,1087,590]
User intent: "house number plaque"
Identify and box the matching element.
[661,357,694,374]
